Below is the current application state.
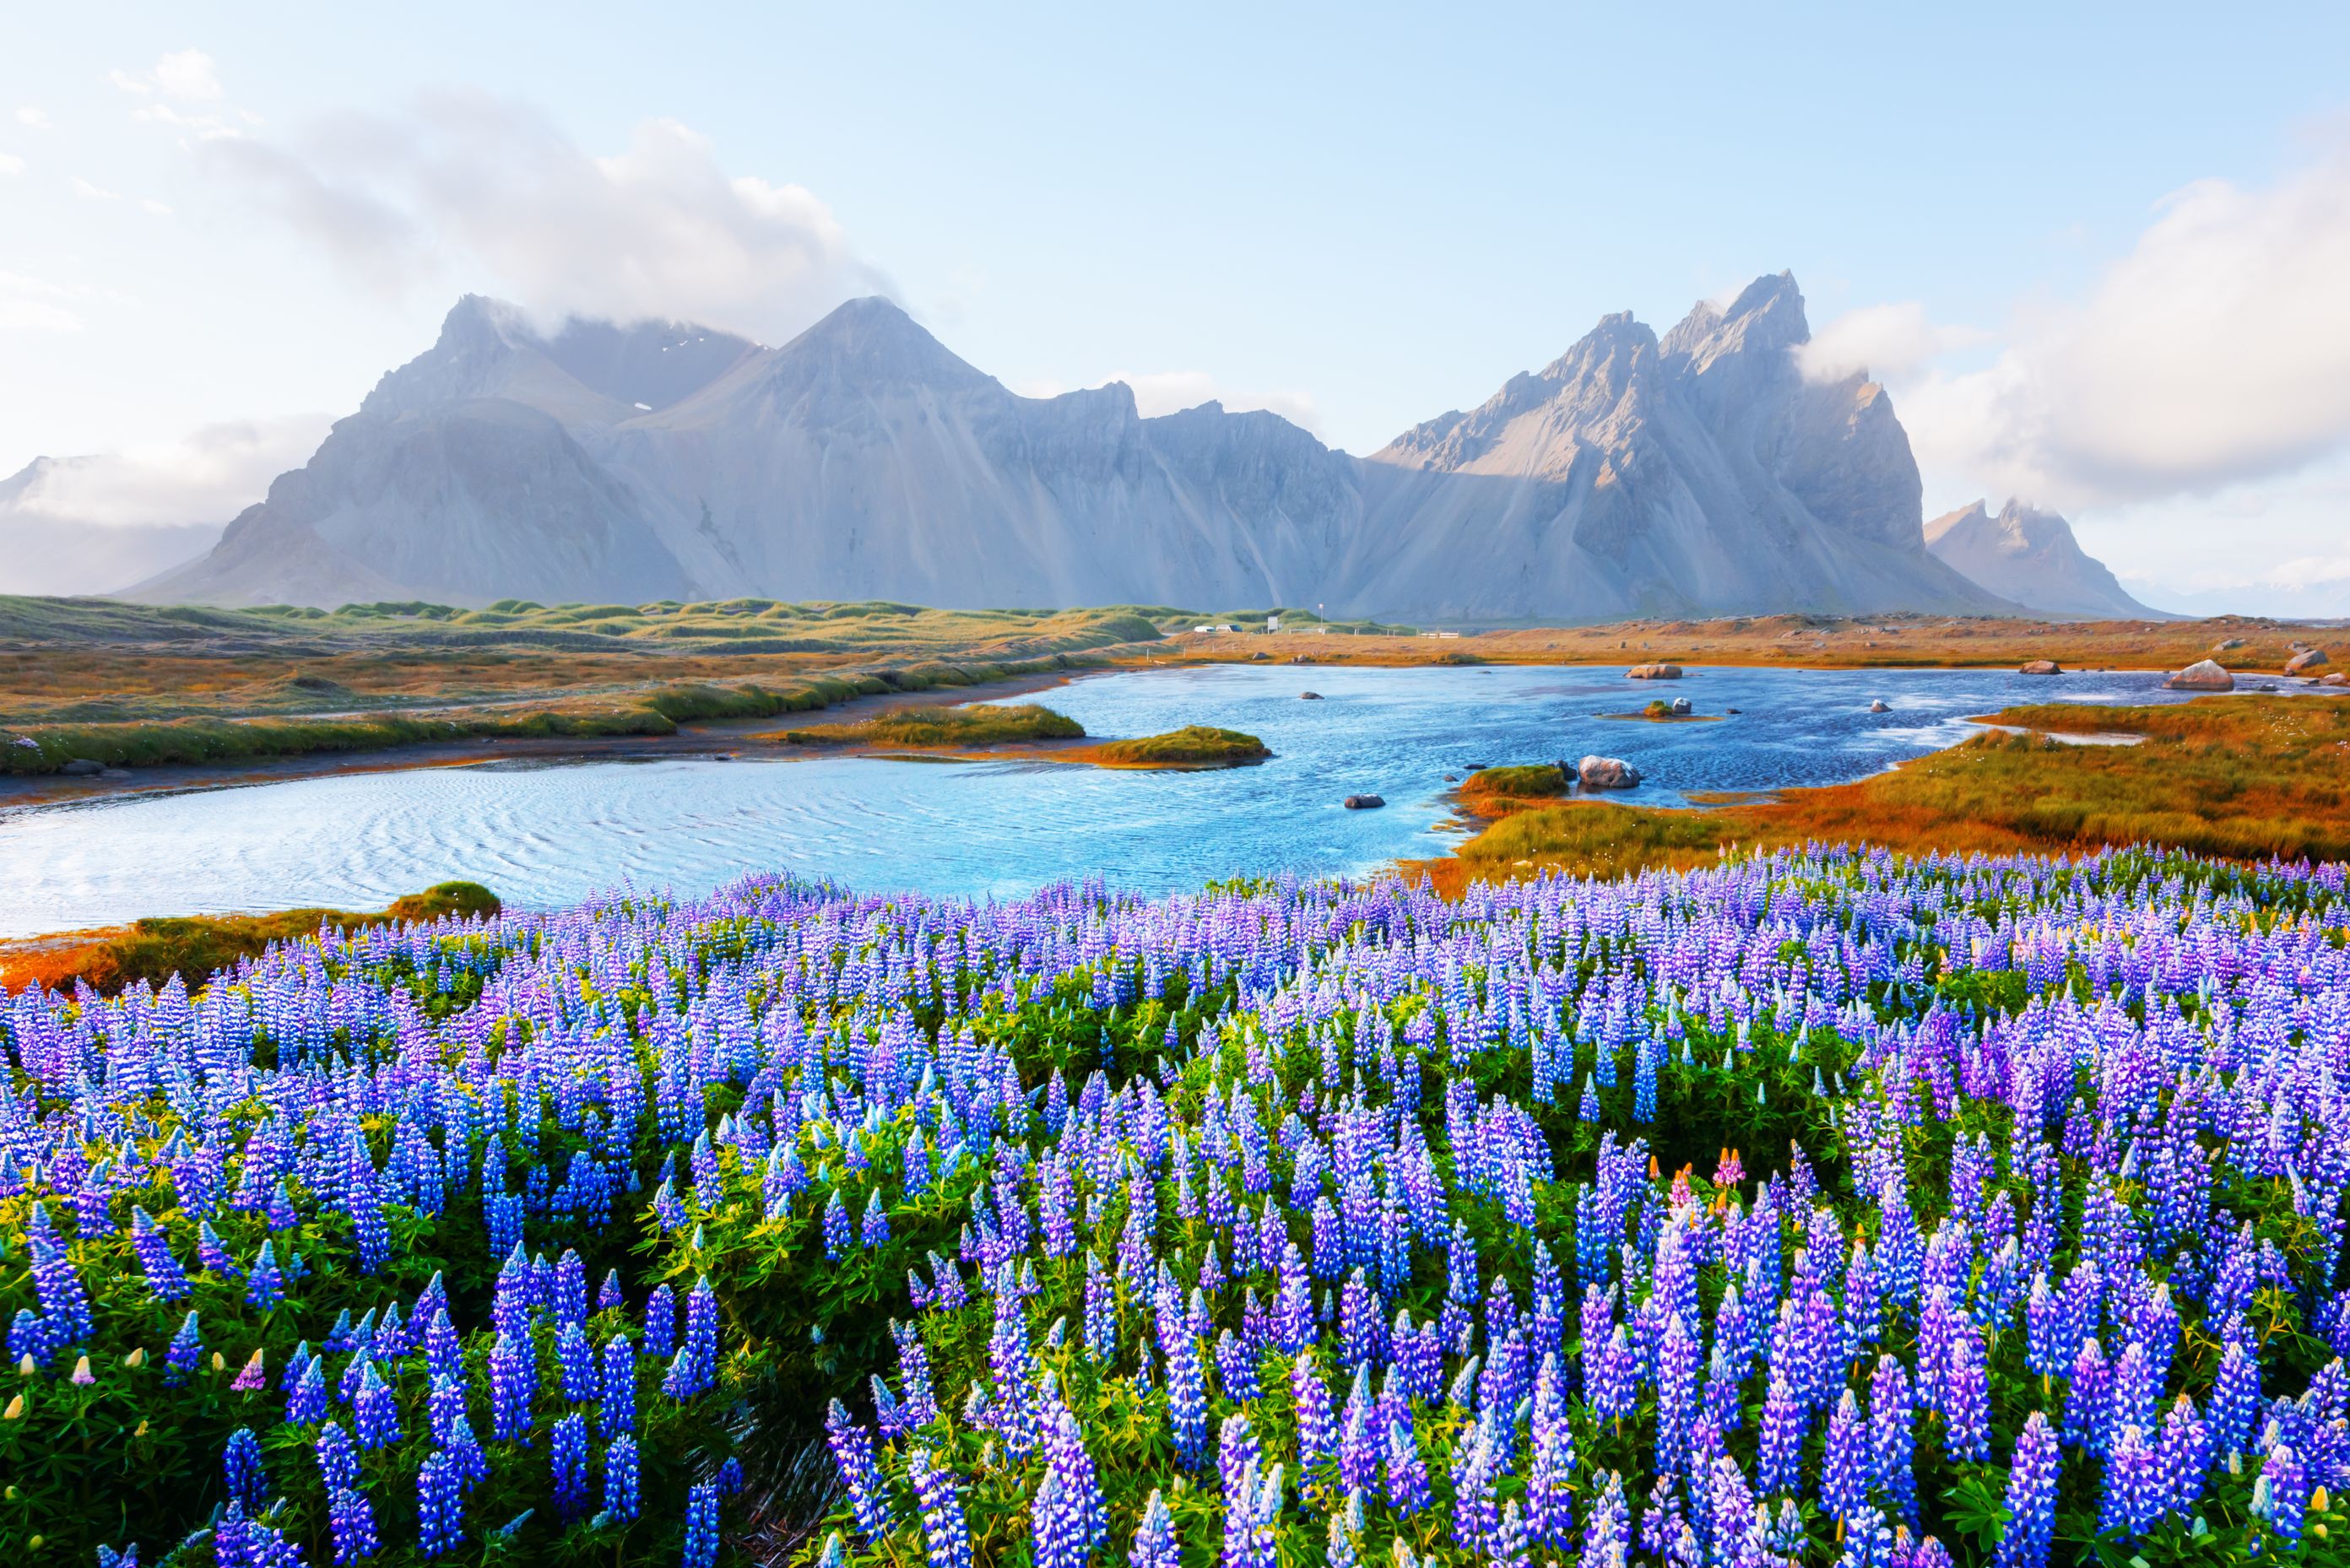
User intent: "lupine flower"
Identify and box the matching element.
[550,1411,591,1520]
[327,1486,378,1565]
[910,1446,975,1568]
[826,1398,894,1545]
[164,1311,203,1387]
[224,1425,268,1511]
[29,1235,93,1344]
[604,1432,642,1521]
[681,1481,721,1568]
[1995,1411,2060,1568]
[129,1208,191,1303]
[245,1241,286,1312]
[1128,1489,1178,1568]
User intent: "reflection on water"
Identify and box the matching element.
[0,663,2223,934]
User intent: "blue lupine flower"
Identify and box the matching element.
[416,1451,464,1558]
[550,1411,591,1521]
[244,1241,285,1312]
[1995,1410,2061,1568]
[681,1482,721,1568]
[129,1208,190,1303]
[603,1432,642,1522]
[327,1485,379,1565]
[224,1425,268,1511]
[164,1310,203,1387]
[826,1398,894,1545]
[909,1446,974,1568]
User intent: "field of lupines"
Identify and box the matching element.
[8,849,2350,1565]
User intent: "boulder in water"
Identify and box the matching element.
[2020,658,2062,674]
[1578,755,1642,789]
[1869,700,1891,713]
[2166,659,2234,691]
[1342,794,1385,809]
[60,758,103,776]
[1299,691,1323,700]
[1670,696,1692,715]
[1627,663,1683,680]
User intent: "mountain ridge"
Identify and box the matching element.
[131,277,2030,619]
[1925,498,2169,619]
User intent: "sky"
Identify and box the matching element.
[5,2,2350,610]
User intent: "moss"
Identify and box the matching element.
[1461,764,1571,799]
[1088,726,1270,766]
[777,703,1086,748]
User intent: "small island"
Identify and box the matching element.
[1074,725,1272,768]
[772,702,1085,749]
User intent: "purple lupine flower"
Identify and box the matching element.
[2254,1443,2309,1554]
[1338,1368,1381,1495]
[1991,1413,2063,1568]
[1385,1406,1430,1516]
[1128,1489,1178,1568]
[604,1432,641,1522]
[1869,1355,1916,1526]
[2212,1337,2261,1457]
[8,1306,51,1368]
[823,1190,852,1258]
[353,1361,401,1450]
[2099,1423,2163,1542]
[862,1190,891,1248]
[1942,1325,1990,1463]
[1167,1325,1209,1470]
[1037,1408,1107,1568]
[681,1481,721,1568]
[1757,1374,1805,1496]
[29,1235,93,1344]
[129,1208,190,1302]
[327,1486,378,1565]
[1291,1346,1336,1477]
[1584,1471,1633,1564]
[1822,1389,1870,1526]
[165,1310,203,1387]
[316,1421,360,1492]
[245,1240,286,1312]
[2063,1338,2111,1454]
[910,1446,975,1568]
[2157,1395,2209,1520]
[826,1398,894,1545]
[287,1354,328,1425]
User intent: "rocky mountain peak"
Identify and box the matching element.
[1925,495,2159,619]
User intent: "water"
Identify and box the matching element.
[0,663,2228,934]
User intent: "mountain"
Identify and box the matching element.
[1,457,221,598]
[134,276,2015,620]
[1334,273,2001,619]
[1924,498,2167,619]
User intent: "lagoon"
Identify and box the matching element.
[0,662,2227,935]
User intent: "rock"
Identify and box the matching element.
[1869,700,1891,713]
[1463,762,1490,770]
[1299,691,1322,700]
[2286,648,2329,675]
[1249,652,1270,661]
[2166,659,2235,691]
[2322,673,2348,687]
[1725,707,1741,715]
[1578,754,1642,790]
[1670,697,1692,715]
[1627,663,1683,680]
[2213,638,2245,652]
[2020,659,2062,674]
[60,758,103,776]
[1342,794,1385,810]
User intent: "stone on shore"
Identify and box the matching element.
[1578,755,1642,789]
[2286,648,2329,675]
[2166,659,2235,691]
[2020,659,2062,674]
[1627,663,1683,680]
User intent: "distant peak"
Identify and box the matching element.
[770,295,990,391]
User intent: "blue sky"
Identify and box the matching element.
[6,2,2350,606]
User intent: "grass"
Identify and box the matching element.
[0,881,499,996]
[1459,763,1571,801]
[775,703,1086,748]
[1421,694,2350,890]
[1082,726,1270,766]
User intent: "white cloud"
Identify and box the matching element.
[73,176,118,201]
[1797,301,1987,384]
[142,197,173,216]
[1896,135,2350,512]
[203,94,888,343]
[1,415,331,527]
[0,153,21,177]
[15,106,51,130]
[112,50,222,103]
[0,272,96,333]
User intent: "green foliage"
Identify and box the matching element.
[1089,727,1270,765]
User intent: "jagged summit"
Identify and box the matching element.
[1925,498,2161,619]
[135,273,2016,620]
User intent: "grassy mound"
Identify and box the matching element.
[777,702,1085,748]
[1087,725,1270,765]
[1429,693,2350,889]
[1,880,500,995]
[1459,763,1571,800]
